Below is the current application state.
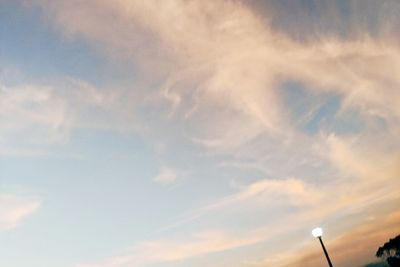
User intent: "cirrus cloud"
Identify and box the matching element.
[0,193,40,231]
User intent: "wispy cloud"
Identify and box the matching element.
[5,0,399,157]
[153,166,178,185]
[28,0,400,149]
[0,78,139,156]
[3,1,399,267]
[202,178,321,212]
[78,141,400,267]
[75,230,266,267]
[160,177,322,231]
[0,193,40,231]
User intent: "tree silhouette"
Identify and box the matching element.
[376,235,400,267]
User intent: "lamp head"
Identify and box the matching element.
[312,227,323,238]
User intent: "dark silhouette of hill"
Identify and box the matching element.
[364,262,389,267]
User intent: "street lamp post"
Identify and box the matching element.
[312,227,333,267]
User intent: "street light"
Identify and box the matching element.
[312,227,333,267]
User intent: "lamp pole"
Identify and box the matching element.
[312,227,333,267]
[318,236,333,267]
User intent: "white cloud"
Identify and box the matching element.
[153,166,178,184]
[3,0,399,158]
[326,133,400,182]
[0,79,138,156]
[160,177,322,232]
[0,193,40,231]
[28,0,400,151]
[205,178,321,211]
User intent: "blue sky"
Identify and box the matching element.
[1,1,400,267]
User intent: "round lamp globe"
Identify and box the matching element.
[312,227,323,238]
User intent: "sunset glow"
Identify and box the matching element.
[1,1,399,267]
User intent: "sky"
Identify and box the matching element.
[0,0,399,267]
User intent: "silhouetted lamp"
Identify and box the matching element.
[312,227,333,267]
